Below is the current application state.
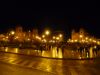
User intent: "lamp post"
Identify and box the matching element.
[9,30,15,42]
[43,30,50,50]
[79,34,83,43]
[59,34,62,38]
[10,31,15,35]
[45,30,50,36]
[42,35,45,38]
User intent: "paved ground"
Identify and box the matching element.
[0,52,100,75]
[1,47,100,59]
[0,61,54,75]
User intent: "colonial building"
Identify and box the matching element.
[71,28,88,41]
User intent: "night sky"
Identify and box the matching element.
[0,1,99,38]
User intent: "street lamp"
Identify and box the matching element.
[42,35,45,38]
[79,35,83,38]
[44,30,50,50]
[75,39,78,42]
[45,30,50,35]
[59,34,62,38]
[97,41,100,45]
[85,37,88,40]
[43,39,47,43]
[53,36,56,39]
[89,38,92,41]
[10,31,15,35]
[6,36,8,39]
[56,37,60,40]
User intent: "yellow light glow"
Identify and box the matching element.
[94,46,97,49]
[93,40,96,43]
[45,30,50,35]
[15,48,18,53]
[44,40,47,43]
[5,47,8,52]
[79,35,83,38]
[74,39,78,42]
[10,31,15,35]
[82,40,85,42]
[79,56,82,59]
[53,36,56,39]
[27,38,30,41]
[90,47,93,58]
[59,34,62,38]
[38,37,41,40]
[52,40,55,43]
[57,48,63,58]
[86,41,88,43]
[97,41,100,45]
[6,36,8,39]
[86,52,89,58]
[89,38,92,41]
[49,40,53,43]
[3,38,6,41]
[42,35,45,38]
[52,47,57,57]
[8,59,15,63]
[42,39,47,43]
[85,37,88,40]
[36,36,39,39]
[15,36,18,39]
[56,37,60,40]
[68,39,71,42]
[71,40,74,42]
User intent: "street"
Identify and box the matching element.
[1,47,100,59]
[0,52,100,75]
[0,61,53,75]
[0,4,99,75]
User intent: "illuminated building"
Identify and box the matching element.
[53,31,64,42]
[15,26,25,42]
[32,29,39,41]
[68,28,100,45]
[0,34,5,41]
[71,28,88,41]
[32,29,38,36]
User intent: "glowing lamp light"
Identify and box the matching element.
[14,36,18,39]
[43,39,47,43]
[38,37,41,40]
[42,35,45,38]
[68,39,71,42]
[82,40,85,42]
[93,40,96,43]
[10,31,15,35]
[53,36,56,39]
[97,41,100,45]
[94,46,97,49]
[74,39,78,42]
[27,38,30,41]
[71,40,74,42]
[89,38,92,41]
[6,36,8,39]
[59,34,62,38]
[56,37,60,40]
[85,37,88,40]
[79,35,83,38]
[36,36,39,39]
[45,30,50,35]
[52,40,55,43]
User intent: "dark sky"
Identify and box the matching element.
[0,1,99,37]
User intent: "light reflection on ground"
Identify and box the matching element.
[0,46,100,59]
